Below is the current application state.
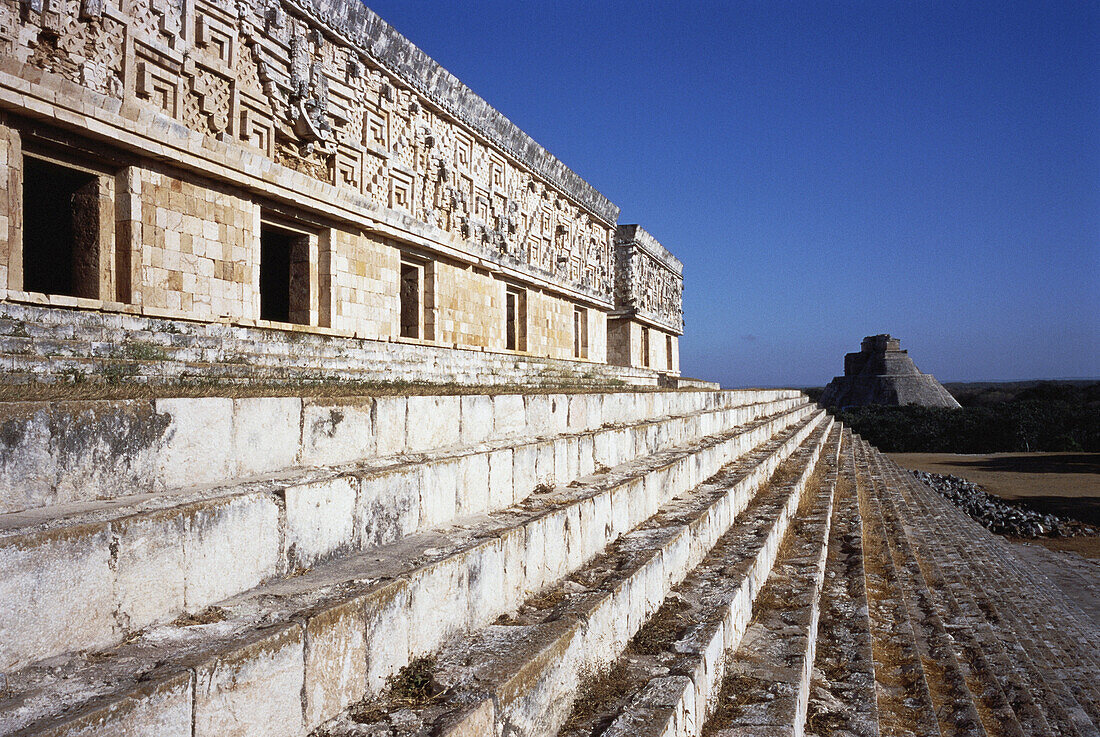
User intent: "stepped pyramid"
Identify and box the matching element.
[821,335,962,409]
[0,389,1096,737]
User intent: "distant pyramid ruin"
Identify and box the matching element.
[821,334,961,408]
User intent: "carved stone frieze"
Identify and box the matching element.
[614,225,684,335]
[0,0,633,301]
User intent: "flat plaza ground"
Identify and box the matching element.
[889,452,1100,559]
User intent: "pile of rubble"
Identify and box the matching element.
[911,470,1098,538]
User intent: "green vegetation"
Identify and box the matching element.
[120,339,169,362]
[829,381,1100,453]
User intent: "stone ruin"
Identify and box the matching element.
[0,0,686,388]
[821,334,962,409]
[0,3,1096,737]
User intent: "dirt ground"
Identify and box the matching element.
[889,452,1100,559]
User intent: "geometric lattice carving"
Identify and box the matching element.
[5,0,622,301]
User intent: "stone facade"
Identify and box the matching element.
[821,334,961,408]
[607,224,683,372]
[0,0,683,376]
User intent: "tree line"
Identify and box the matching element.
[809,381,1100,453]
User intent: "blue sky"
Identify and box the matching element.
[365,1,1099,387]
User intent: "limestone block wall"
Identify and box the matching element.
[434,261,500,349]
[525,287,606,362]
[608,318,679,373]
[327,229,400,336]
[137,167,258,320]
[0,123,17,292]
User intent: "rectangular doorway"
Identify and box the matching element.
[505,285,526,351]
[400,260,422,339]
[22,156,103,299]
[260,222,311,324]
[573,306,588,359]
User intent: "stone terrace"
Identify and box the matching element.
[0,302,676,391]
[0,388,1096,737]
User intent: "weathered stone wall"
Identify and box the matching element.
[0,0,686,380]
[0,300,652,390]
[0,0,621,298]
[433,261,500,349]
[0,122,19,292]
[325,228,398,335]
[613,224,684,335]
[609,317,679,372]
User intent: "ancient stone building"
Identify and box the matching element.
[1,5,1097,737]
[0,0,682,384]
[821,334,961,409]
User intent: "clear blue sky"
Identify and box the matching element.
[366,1,1099,387]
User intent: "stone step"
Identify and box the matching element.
[1004,542,1100,630]
[0,348,653,390]
[850,438,942,737]
[561,425,842,737]
[886,459,1100,736]
[872,452,1068,737]
[0,397,811,676]
[804,429,879,737]
[700,426,839,737]
[862,447,1028,737]
[0,302,668,389]
[894,462,1100,679]
[309,417,834,737]
[0,405,825,736]
[858,441,992,737]
[2,387,795,515]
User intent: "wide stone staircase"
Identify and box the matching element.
[0,389,1095,737]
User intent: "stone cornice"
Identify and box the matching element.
[286,0,620,225]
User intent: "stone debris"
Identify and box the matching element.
[911,469,1099,538]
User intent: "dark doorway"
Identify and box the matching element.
[22,156,101,298]
[260,223,310,324]
[400,260,421,338]
[573,306,588,359]
[505,286,525,351]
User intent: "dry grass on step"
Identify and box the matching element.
[0,377,716,402]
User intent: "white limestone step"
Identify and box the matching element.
[1,388,798,514]
[572,425,842,737]
[804,429,878,737]
[313,418,834,737]
[850,438,942,737]
[0,408,825,737]
[701,427,839,737]
[0,397,809,675]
